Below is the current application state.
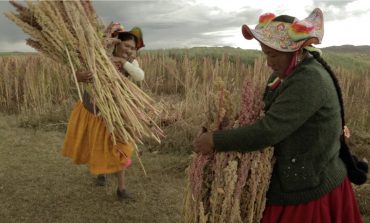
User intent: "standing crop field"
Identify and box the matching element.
[0,49,369,222]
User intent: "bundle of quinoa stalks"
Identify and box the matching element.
[5,0,164,147]
[184,77,275,223]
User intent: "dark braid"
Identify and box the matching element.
[309,51,345,127]
[309,50,368,185]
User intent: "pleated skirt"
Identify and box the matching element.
[261,177,364,223]
[62,102,133,174]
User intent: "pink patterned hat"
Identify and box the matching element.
[242,8,324,52]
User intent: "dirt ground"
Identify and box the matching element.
[0,114,188,223]
[0,114,369,223]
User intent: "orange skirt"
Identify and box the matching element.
[62,102,134,174]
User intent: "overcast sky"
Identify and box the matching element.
[1,0,369,52]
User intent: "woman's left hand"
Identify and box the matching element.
[102,22,122,49]
[103,22,122,38]
[103,37,121,50]
[193,132,215,154]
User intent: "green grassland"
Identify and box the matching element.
[0,52,36,56]
[140,46,370,73]
[3,45,370,72]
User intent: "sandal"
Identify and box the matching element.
[116,188,134,201]
[96,174,106,186]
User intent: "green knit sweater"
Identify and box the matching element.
[213,57,347,205]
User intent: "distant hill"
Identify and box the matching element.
[0,52,36,56]
[2,45,370,73]
[320,45,370,73]
[145,46,370,73]
[322,45,370,56]
[143,47,263,66]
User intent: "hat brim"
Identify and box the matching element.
[242,24,254,40]
[242,24,304,52]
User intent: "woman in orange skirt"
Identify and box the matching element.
[63,22,145,200]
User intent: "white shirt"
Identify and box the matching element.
[123,59,145,81]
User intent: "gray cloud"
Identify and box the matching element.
[0,0,367,52]
[93,1,260,49]
[0,0,260,51]
[0,2,33,51]
[312,0,368,21]
[313,0,353,7]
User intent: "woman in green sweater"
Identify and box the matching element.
[193,8,365,223]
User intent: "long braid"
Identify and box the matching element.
[309,51,345,127]
[309,50,368,185]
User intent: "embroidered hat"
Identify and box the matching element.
[242,8,324,52]
[111,22,145,50]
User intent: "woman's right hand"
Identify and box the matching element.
[193,131,215,155]
[110,56,128,73]
[76,70,93,82]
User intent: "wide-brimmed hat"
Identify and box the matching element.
[111,22,145,50]
[242,8,324,52]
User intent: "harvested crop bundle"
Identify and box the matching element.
[184,77,274,223]
[6,0,163,146]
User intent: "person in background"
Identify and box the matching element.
[193,8,365,223]
[62,22,145,201]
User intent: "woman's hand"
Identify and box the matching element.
[104,22,122,38]
[103,37,121,50]
[110,56,128,72]
[130,51,137,61]
[102,22,122,49]
[76,70,93,82]
[193,131,215,154]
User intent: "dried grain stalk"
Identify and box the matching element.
[184,75,274,223]
[5,1,164,148]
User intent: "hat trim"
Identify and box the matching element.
[249,28,305,52]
